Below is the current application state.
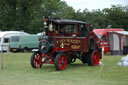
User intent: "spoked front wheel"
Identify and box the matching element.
[55,53,67,71]
[30,52,42,68]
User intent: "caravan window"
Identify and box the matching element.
[97,35,102,38]
[102,35,107,42]
[4,38,10,43]
[11,36,19,42]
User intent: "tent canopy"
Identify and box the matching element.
[109,31,128,35]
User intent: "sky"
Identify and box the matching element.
[62,0,128,11]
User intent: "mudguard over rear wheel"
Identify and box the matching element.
[88,50,100,66]
[30,52,42,68]
[55,53,67,71]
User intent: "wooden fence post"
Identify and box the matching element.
[101,47,104,77]
[0,45,3,69]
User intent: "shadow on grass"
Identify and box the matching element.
[67,63,89,69]
[35,63,89,72]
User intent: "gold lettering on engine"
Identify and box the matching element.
[71,45,80,49]
[58,39,81,44]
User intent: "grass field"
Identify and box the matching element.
[0,53,128,85]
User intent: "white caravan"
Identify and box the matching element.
[0,31,29,52]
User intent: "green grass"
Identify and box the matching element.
[0,53,128,85]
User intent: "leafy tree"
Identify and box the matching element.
[0,0,42,33]
[41,0,61,17]
[0,0,17,30]
[0,0,128,33]
[54,1,75,19]
[16,0,42,32]
[103,5,128,30]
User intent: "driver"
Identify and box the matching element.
[59,25,67,35]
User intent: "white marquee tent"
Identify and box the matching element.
[108,31,128,55]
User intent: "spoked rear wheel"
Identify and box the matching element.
[55,53,67,71]
[30,52,42,68]
[88,50,100,66]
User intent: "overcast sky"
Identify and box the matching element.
[62,0,128,11]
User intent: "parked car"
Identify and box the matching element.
[30,18,101,71]
[93,28,124,53]
[10,35,39,52]
[0,31,29,52]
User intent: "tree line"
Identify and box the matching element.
[0,0,128,33]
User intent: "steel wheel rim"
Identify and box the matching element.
[34,53,42,68]
[58,55,67,70]
[92,51,100,66]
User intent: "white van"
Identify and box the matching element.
[0,31,29,52]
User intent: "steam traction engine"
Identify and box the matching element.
[30,18,101,71]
